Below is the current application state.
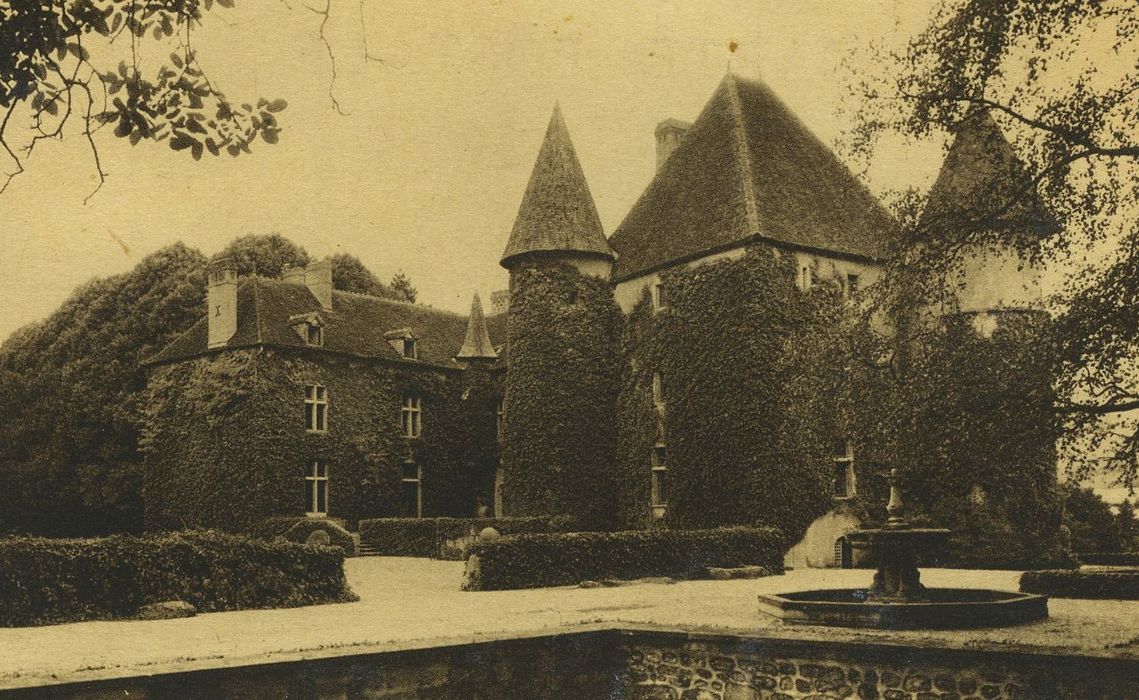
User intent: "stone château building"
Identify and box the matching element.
[144,74,1048,565]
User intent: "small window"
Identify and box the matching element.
[402,338,417,359]
[305,460,328,516]
[846,273,860,296]
[832,439,855,499]
[800,265,812,291]
[652,373,665,409]
[305,385,328,433]
[495,399,505,442]
[401,394,422,438]
[401,460,422,518]
[652,281,668,312]
[306,323,323,346]
[651,442,668,514]
[650,440,669,519]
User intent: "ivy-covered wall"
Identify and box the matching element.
[141,348,495,531]
[501,263,624,530]
[616,247,844,540]
[896,312,1066,567]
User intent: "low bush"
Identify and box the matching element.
[359,515,572,559]
[0,530,357,627]
[464,526,786,591]
[1077,552,1139,567]
[1020,569,1139,600]
[250,517,356,555]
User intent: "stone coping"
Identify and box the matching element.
[0,559,1136,691]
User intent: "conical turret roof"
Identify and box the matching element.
[500,104,615,269]
[456,292,497,361]
[921,109,1058,236]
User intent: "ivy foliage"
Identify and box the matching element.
[621,248,840,539]
[502,263,623,530]
[896,312,1066,568]
[0,234,413,536]
[142,348,483,531]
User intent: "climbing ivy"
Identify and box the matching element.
[501,263,624,530]
[141,348,493,531]
[618,248,842,539]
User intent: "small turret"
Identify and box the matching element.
[456,292,497,364]
[922,110,1056,319]
[500,103,616,279]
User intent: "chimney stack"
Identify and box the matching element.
[655,118,691,172]
[304,259,333,311]
[282,266,306,285]
[207,257,238,349]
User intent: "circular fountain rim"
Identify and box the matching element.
[757,588,1049,629]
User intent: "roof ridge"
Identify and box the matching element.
[723,73,761,233]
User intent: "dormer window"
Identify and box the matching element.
[385,328,418,360]
[289,313,325,347]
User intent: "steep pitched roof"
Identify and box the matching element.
[609,74,897,280]
[920,109,1058,236]
[500,104,615,268]
[456,292,497,360]
[147,278,505,369]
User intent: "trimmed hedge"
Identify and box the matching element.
[251,516,356,555]
[1020,569,1139,600]
[1078,552,1139,567]
[463,527,786,591]
[359,516,572,559]
[0,530,357,627]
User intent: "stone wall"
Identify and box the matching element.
[620,633,1136,700]
[9,629,1136,699]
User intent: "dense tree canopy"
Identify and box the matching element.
[0,234,409,535]
[849,0,1139,491]
[0,1,288,197]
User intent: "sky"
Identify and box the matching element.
[0,0,944,343]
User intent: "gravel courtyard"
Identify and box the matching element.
[1,558,1137,691]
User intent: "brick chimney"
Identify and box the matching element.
[304,259,333,311]
[655,118,691,172]
[207,257,238,349]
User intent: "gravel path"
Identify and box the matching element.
[0,559,1135,690]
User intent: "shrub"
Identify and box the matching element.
[1020,569,1139,599]
[1078,552,1139,566]
[359,516,571,559]
[250,517,356,555]
[0,530,357,626]
[464,527,785,591]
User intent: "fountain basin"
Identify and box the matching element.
[757,587,1048,629]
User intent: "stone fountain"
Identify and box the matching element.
[757,470,1048,629]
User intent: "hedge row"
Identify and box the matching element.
[464,527,786,591]
[1020,569,1139,600]
[359,516,572,559]
[1077,552,1139,567]
[250,517,357,555]
[0,530,357,626]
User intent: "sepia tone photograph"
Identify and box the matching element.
[0,0,1137,697]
